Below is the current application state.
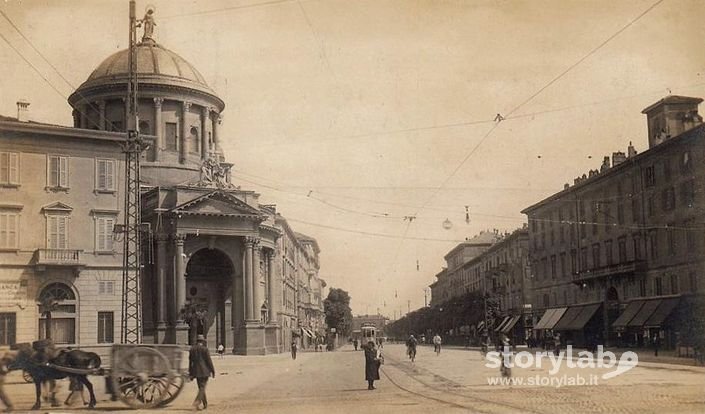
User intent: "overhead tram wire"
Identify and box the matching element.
[415,0,666,212]
[161,0,297,20]
[0,10,120,132]
[375,0,667,302]
[503,0,665,119]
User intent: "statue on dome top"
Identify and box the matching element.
[138,8,156,42]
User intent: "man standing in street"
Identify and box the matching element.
[189,335,215,410]
[433,333,442,355]
[0,350,15,412]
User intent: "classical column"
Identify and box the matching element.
[98,100,106,131]
[266,250,276,323]
[174,234,187,320]
[155,234,168,328]
[153,98,164,161]
[211,111,221,155]
[180,101,191,162]
[200,106,208,159]
[253,241,262,321]
[244,237,255,321]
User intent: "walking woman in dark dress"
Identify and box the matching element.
[363,340,381,390]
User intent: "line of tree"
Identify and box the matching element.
[386,291,500,342]
[324,288,353,337]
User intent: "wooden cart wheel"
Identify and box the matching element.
[22,370,33,383]
[156,374,185,407]
[111,347,177,409]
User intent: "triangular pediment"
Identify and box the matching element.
[41,202,73,212]
[172,191,263,218]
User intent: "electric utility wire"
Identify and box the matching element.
[0,10,119,132]
[161,0,297,19]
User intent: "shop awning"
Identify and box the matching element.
[564,303,601,331]
[626,299,661,328]
[501,315,521,334]
[477,321,485,331]
[612,300,646,329]
[553,306,584,331]
[645,297,680,328]
[494,316,511,332]
[534,307,567,330]
[534,309,556,330]
[301,328,313,337]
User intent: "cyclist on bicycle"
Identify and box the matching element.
[406,334,418,361]
[432,333,442,355]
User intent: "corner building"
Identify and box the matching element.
[0,22,325,355]
[522,96,705,349]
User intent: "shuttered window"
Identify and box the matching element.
[97,312,114,343]
[95,216,115,252]
[48,155,69,188]
[0,313,15,345]
[96,159,115,191]
[0,152,19,185]
[0,211,19,249]
[47,214,69,249]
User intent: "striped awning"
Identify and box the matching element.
[501,315,522,334]
[494,316,511,332]
[534,307,568,330]
[301,328,313,338]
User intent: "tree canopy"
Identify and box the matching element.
[324,288,353,337]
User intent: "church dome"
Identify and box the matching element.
[69,40,224,111]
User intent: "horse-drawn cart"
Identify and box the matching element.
[109,344,188,409]
[14,341,189,410]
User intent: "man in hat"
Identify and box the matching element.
[189,335,215,410]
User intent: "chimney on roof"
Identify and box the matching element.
[627,142,637,158]
[600,156,610,173]
[16,100,30,122]
[564,183,570,190]
[642,95,703,148]
[612,151,626,166]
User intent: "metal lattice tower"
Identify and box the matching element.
[121,0,145,344]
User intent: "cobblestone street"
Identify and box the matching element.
[3,345,704,413]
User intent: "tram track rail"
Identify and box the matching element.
[380,353,546,414]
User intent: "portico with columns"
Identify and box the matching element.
[142,186,282,354]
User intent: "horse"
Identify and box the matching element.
[10,341,101,410]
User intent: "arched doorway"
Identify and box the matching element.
[185,249,233,347]
[38,282,77,344]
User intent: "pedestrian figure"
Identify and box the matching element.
[291,340,298,360]
[433,333,442,355]
[652,334,660,357]
[363,341,381,390]
[64,376,88,406]
[216,344,225,359]
[500,335,512,378]
[553,333,561,356]
[353,338,358,351]
[406,335,418,362]
[189,335,215,411]
[0,350,15,412]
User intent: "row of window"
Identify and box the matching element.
[0,310,114,345]
[0,152,117,191]
[535,225,699,280]
[0,209,115,251]
[538,274,698,308]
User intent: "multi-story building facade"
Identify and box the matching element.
[480,228,531,342]
[429,231,502,306]
[0,111,129,346]
[522,96,705,348]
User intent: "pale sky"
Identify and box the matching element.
[1,0,704,317]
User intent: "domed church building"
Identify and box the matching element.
[71,23,286,354]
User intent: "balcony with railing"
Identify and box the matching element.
[34,249,85,275]
[572,260,646,284]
